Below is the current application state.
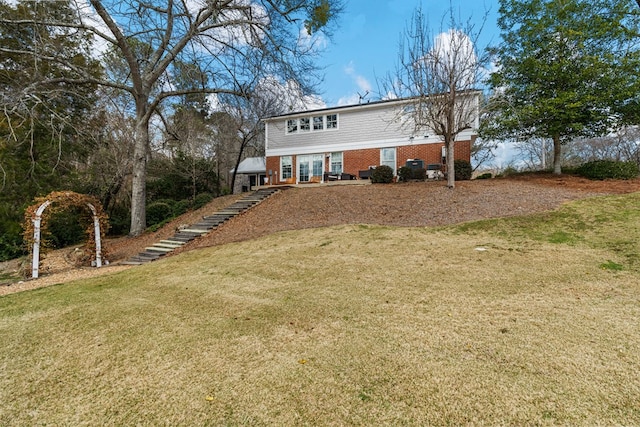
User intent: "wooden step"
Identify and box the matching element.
[171,236,198,243]
[129,256,152,263]
[197,219,224,225]
[153,242,183,249]
[160,239,187,245]
[189,224,214,230]
[122,189,279,268]
[136,251,162,259]
[202,216,229,221]
[179,229,209,234]
[145,246,174,253]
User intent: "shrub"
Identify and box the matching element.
[397,166,413,182]
[371,165,394,183]
[575,160,639,180]
[476,172,493,180]
[398,166,426,182]
[454,160,472,181]
[107,206,130,236]
[193,192,214,209]
[0,224,25,261]
[172,199,191,217]
[46,207,88,248]
[146,201,174,227]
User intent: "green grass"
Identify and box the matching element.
[1,193,640,425]
[0,271,18,283]
[456,192,640,269]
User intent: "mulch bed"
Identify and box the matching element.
[177,174,639,252]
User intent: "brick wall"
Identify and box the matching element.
[344,149,379,175]
[343,141,471,176]
[265,139,472,183]
[265,156,297,184]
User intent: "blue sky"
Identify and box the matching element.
[315,0,500,107]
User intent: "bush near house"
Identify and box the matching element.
[397,166,412,182]
[371,165,394,183]
[454,160,472,181]
[398,166,427,182]
[576,160,639,180]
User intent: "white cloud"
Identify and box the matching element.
[230,75,326,113]
[336,61,373,106]
[344,62,372,93]
[428,29,478,88]
[298,27,329,52]
[336,94,361,106]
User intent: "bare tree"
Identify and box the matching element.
[512,126,640,172]
[572,127,640,165]
[84,89,136,214]
[1,0,342,236]
[221,76,320,192]
[382,7,489,188]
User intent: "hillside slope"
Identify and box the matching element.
[2,174,639,294]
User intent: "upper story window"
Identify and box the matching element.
[313,116,324,130]
[287,119,298,133]
[300,117,310,132]
[285,113,339,134]
[326,114,338,129]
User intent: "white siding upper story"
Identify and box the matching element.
[264,93,480,157]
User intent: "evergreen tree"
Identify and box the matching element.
[483,0,640,174]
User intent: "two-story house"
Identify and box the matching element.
[264,94,478,185]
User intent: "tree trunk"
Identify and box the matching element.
[446,139,455,188]
[230,138,248,194]
[129,116,149,236]
[552,135,562,175]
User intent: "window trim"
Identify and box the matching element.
[313,116,324,131]
[326,114,338,129]
[297,154,324,182]
[380,148,397,175]
[299,117,310,132]
[330,152,343,174]
[280,155,293,180]
[286,119,298,134]
[285,114,339,134]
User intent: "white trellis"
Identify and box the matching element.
[31,200,103,279]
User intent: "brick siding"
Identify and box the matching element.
[266,140,472,183]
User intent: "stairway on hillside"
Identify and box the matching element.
[121,187,280,265]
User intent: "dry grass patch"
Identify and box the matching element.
[1,194,640,425]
